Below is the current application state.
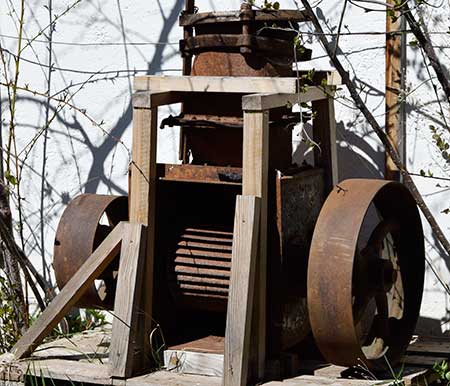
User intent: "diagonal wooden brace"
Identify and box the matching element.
[12,222,129,359]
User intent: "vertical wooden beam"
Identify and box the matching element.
[312,94,338,192]
[109,223,147,378]
[129,95,159,372]
[224,195,261,386]
[385,1,402,181]
[242,110,269,380]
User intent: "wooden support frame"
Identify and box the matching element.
[109,223,147,378]
[129,90,183,374]
[241,110,269,381]
[224,196,261,386]
[11,75,340,384]
[134,74,341,94]
[12,222,127,359]
[130,77,339,383]
[237,88,338,382]
[242,87,328,111]
[12,89,183,375]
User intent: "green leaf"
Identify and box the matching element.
[420,169,426,177]
[5,170,17,186]
[273,1,280,9]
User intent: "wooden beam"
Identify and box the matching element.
[224,195,261,386]
[242,87,328,111]
[312,95,339,192]
[109,223,147,378]
[132,91,181,109]
[12,223,124,359]
[135,76,298,94]
[129,96,158,373]
[242,111,269,380]
[165,351,224,377]
[135,75,340,95]
[129,89,181,372]
[385,0,402,181]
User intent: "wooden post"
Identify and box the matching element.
[129,93,159,372]
[109,223,147,378]
[12,223,125,359]
[242,110,269,380]
[385,0,402,181]
[224,195,261,386]
[312,94,338,192]
[128,91,180,373]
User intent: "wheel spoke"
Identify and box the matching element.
[374,293,390,339]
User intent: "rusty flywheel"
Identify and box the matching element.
[308,179,425,370]
[53,194,128,309]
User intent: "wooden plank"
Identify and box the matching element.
[130,107,157,225]
[134,76,298,94]
[242,111,269,379]
[408,336,450,355]
[22,359,111,385]
[132,91,181,109]
[30,327,110,361]
[12,223,124,359]
[164,350,224,377]
[128,370,222,386]
[296,361,433,386]
[280,375,387,385]
[312,95,338,192]
[385,0,402,181]
[169,336,224,354]
[109,223,147,378]
[404,354,449,366]
[224,195,261,386]
[135,76,340,95]
[242,87,327,111]
[129,99,158,373]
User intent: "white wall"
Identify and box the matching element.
[1,0,449,335]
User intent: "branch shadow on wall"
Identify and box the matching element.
[82,0,184,194]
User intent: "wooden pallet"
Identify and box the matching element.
[1,328,446,386]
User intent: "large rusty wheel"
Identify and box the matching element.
[53,194,128,309]
[308,179,424,370]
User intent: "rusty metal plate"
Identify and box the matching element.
[276,168,325,350]
[180,9,310,26]
[181,34,312,59]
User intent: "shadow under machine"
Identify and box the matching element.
[52,1,425,378]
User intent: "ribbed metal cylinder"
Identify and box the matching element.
[169,227,233,311]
